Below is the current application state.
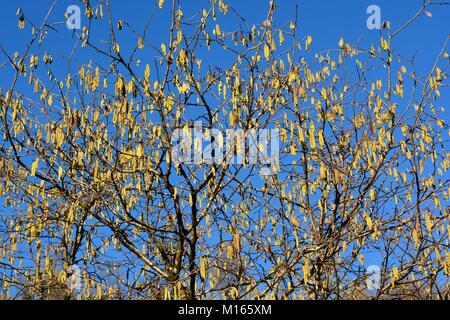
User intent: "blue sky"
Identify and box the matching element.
[1,0,449,64]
